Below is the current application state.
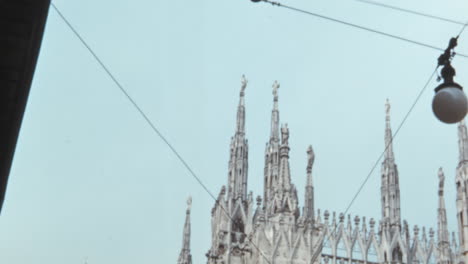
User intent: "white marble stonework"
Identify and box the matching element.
[177,76,464,264]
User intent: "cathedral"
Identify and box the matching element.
[177,76,468,264]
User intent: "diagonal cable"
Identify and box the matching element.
[50,3,272,263]
[355,0,466,26]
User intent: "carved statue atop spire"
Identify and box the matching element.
[281,124,289,145]
[303,144,315,224]
[385,98,391,118]
[307,145,315,173]
[241,75,247,94]
[438,167,445,195]
[273,80,280,99]
[187,196,192,211]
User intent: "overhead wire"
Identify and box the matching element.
[354,0,468,42]
[50,3,273,264]
[258,0,468,59]
[355,0,466,26]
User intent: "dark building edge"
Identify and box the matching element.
[0,0,51,213]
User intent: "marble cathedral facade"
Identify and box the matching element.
[177,76,468,264]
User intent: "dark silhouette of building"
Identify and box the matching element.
[0,0,51,213]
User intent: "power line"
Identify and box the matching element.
[257,0,468,59]
[355,0,466,26]
[355,0,468,40]
[50,3,272,264]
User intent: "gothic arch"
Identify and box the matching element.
[351,238,365,261]
[367,242,379,263]
[322,233,333,257]
[366,234,381,262]
[335,236,349,258]
[390,231,407,262]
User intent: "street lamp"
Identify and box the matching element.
[432,37,467,124]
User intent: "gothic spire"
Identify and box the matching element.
[303,145,315,224]
[306,145,315,186]
[227,75,249,200]
[263,81,281,210]
[384,98,395,161]
[177,197,192,264]
[381,99,401,233]
[437,168,452,264]
[270,81,280,143]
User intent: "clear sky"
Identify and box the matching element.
[1,0,468,263]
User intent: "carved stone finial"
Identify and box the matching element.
[221,186,226,195]
[339,213,345,223]
[324,210,330,221]
[414,225,420,236]
[272,81,280,98]
[438,167,445,195]
[429,228,435,238]
[385,98,391,117]
[241,75,247,94]
[354,216,360,226]
[370,218,375,229]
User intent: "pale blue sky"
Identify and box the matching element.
[1,0,468,263]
